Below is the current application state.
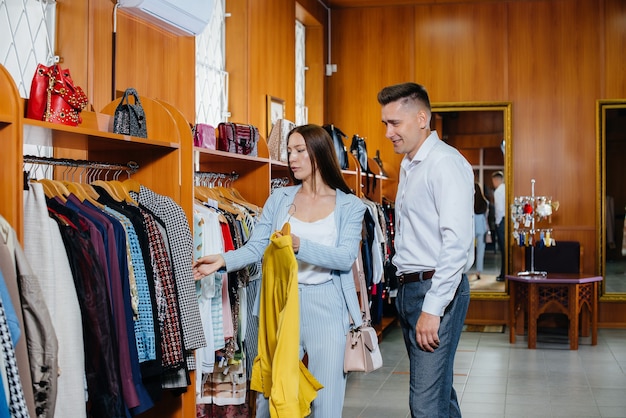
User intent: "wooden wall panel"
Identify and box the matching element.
[297,0,328,26]
[507,0,601,272]
[605,0,626,97]
[327,6,415,195]
[225,0,249,124]
[58,0,195,122]
[55,0,90,88]
[305,24,325,125]
[247,0,296,135]
[90,0,114,110]
[465,299,508,326]
[112,13,195,121]
[413,2,508,103]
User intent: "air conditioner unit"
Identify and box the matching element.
[117,0,214,36]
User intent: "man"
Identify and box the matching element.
[377,82,474,418]
[491,170,506,281]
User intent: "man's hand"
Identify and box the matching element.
[415,311,441,352]
[192,254,225,280]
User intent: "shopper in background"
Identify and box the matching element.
[491,170,506,281]
[377,82,473,418]
[473,182,489,281]
[192,124,366,417]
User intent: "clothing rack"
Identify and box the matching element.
[270,177,289,192]
[194,171,239,187]
[23,155,139,181]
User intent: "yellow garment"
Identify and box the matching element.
[250,223,323,417]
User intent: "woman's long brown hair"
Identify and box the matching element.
[287,124,353,195]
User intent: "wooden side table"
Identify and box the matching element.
[507,274,602,349]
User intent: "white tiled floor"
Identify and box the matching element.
[343,324,626,417]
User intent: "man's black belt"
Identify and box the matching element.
[398,270,436,285]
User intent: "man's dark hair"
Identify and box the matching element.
[377,82,431,111]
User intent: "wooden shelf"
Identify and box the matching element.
[196,146,270,164]
[24,116,180,150]
[195,144,271,208]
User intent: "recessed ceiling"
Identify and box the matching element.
[328,0,508,8]
[328,0,426,7]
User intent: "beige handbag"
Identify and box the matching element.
[344,252,383,373]
[267,119,295,162]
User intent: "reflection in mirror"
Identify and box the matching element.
[431,103,512,299]
[599,100,626,300]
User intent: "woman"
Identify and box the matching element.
[193,124,366,417]
[473,182,489,280]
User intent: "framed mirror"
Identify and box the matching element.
[597,99,626,301]
[431,102,512,300]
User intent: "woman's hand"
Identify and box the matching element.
[291,234,300,254]
[192,254,225,280]
[275,231,300,254]
[274,229,300,254]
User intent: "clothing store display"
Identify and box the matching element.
[193,178,263,417]
[133,185,207,368]
[23,182,87,418]
[26,63,88,126]
[8,166,390,418]
[113,88,147,137]
[8,178,210,416]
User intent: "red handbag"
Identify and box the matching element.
[217,122,259,156]
[27,64,88,126]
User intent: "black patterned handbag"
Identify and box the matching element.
[113,88,147,138]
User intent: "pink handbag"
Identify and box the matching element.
[344,252,383,373]
[193,123,216,150]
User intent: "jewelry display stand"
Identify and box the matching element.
[511,179,559,276]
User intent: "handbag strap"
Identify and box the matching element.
[350,248,371,326]
[121,88,141,106]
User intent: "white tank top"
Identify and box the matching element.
[288,211,337,284]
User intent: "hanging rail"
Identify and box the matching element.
[194,171,239,188]
[23,155,139,182]
[24,155,139,173]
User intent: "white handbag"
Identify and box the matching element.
[267,119,295,162]
[343,252,383,373]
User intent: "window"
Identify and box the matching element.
[195,0,228,125]
[295,19,307,125]
[1,0,56,156]
[0,0,56,98]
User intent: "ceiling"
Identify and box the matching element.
[327,0,516,8]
